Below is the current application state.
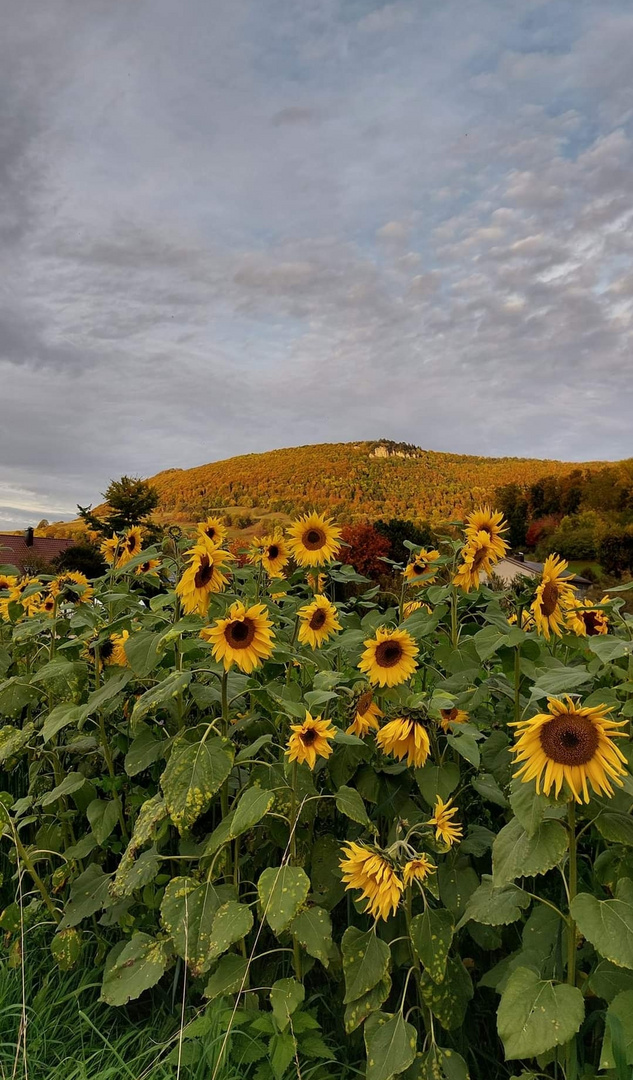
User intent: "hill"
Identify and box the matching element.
[131,440,602,530]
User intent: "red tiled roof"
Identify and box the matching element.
[0,534,74,572]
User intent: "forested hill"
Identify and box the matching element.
[143,440,599,527]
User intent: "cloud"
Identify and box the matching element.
[2,0,633,528]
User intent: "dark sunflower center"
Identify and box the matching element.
[194,556,214,588]
[540,581,560,617]
[471,546,489,571]
[206,527,216,539]
[141,562,150,572]
[100,640,114,660]
[540,714,599,765]
[582,611,600,635]
[309,608,327,630]
[441,708,458,721]
[375,640,403,668]
[127,536,137,552]
[412,561,426,575]
[225,618,255,649]
[356,690,373,715]
[300,727,318,746]
[268,545,279,559]
[303,528,326,550]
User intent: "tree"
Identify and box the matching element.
[598,530,633,578]
[496,484,529,549]
[374,519,436,567]
[55,544,108,578]
[78,476,160,537]
[340,523,391,579]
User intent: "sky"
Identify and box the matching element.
[2,0,633,530]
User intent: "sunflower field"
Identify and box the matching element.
[1,507,633,1080]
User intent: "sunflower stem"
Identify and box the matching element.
[404,886,428,1039]
[220,670,230,822]
[513,644,521,724]
[565,799,578,1080]
[450,586,459,650]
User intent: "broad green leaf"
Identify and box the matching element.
[530,666,591,700]
[42,704,84,743]
[31,659,83,686]
[344,976,391,1034]
[290,906,333,966]
[493,816,568,888]
[595,813,633,847]
[415,763,460,806]
[408,1045,470,1080]
[204,954,249,999]
[100,933,171,1006]
[270,977,305,1031]
[111,846,160,897]
[160,734,233,832]
[411,907,454,984]
[85,669,133,711]
[111,794,168,899]
[342,926,391,1004]
[0,678,41,718]
[335,784,371,827]
[86,799,119,846]
[258,866,310,935]
[60,865,111,928]
[460,825,496,857]
[161,877,225,975]
[571,879,633,970]
[231,787,275,836]
[459,876,530,928]
[0,722,35,764]
[420,957,473,1030]
[131,671,192,724]
[40,772,86,807]
[124,725,166,776]
[235,734,273,763]
[364,1011,417,1080]
[587,960,633,1003]
[437,862,479,919]
[124,631,163,677]
[471,773,508,807]
[508,781,547,836]
[207,901,253,961]
[497,967,584,1060]
[587,637,633,662]
[446,730,480,768]
[51,927,82,971]
[270,1031,296,1080]
[600,990,633,1069]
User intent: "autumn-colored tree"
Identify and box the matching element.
[525,515,560,549]
[340,522,391,578]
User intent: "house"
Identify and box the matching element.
[0,528,74,574]
[484,554,591,594]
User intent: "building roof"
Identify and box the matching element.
[501,554,591,586]
[0,534,74,573]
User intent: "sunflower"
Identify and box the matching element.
[50,571,93,603]
[339,842,404,921]
[566,596,610,638]
[531,554,577,639]
[286,711,336,769]
[510,695,628,804]
[297,594,342,649]
[453,531,497,592]
[0,575,17,592]
[250,531,290,579]
[100,534,120,565]
[288,511,342,568]
[465,507,509,560]
[376,715,430,768]
[508,609,535,630]
[110,630,130,667]
[403,855,436,887]
[201,600,274,673]
[403,600,431,620]
[39,592,57,616]
[403,549,440,586]
[358,626,418,688]
[176,543,232,615]
[10,577,43,617]
[439,707,469,733]
[84,635,116,668]
[427,797,463,847]
[307,571,327,593]
[346,687,383,737]
[135,559,161,575]
[196,516,227,548]
[117,526,143,566]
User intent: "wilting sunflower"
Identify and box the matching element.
[50,571,93,603]
[403,549,440,586]
[288,511,342,568]
[297,594,342,648]
[358,626,418,688]
[376,714,430,768]
[510,695,628,803]
[286,711,336,769]
[201,600,274,673]
[339,842,404,921]
[403,600,431,620]
[438,707,469,733]
[135,559,161,575]
[566,596,610,638]
[117,526,143,566]
[196,516,227,548]
[465,507,509,560]
[176,543,232,615]
[453,531,497,592]
[531,554,577,639]
[110,630,130,667]
[100,534,120,565]
[403,855,435,887]
[346,687,383,737]
[253,532,290,578]
[427,797,463,847]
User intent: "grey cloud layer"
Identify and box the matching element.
[1,0,632,528]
